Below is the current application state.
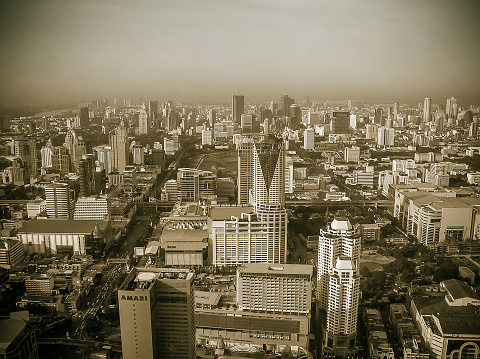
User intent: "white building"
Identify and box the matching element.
[303,128,315,150]
[74,196,109,221]
[377,126,395,146]
[344,146,360,163]
[45,183,74,219]
[202,129,213,146]
[138,109,149,135]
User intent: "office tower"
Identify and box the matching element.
[280,95,294,117]
[93,162,106,194]
[118,268,195,359]
[78,155,95,197]
[0,319,39,359]
[423,97,431,124]
[377,127,395,146]
[64,129,86,172]
[307,111,321,126]
[52,146,71,174]
[138,109,149,135]
[347,99,352,108]
[374,108,383,125]
[149,100,159,127]
[0,115,12,131]
[10,158,29,186]
[93,145,112,175]
[349,114,357,130]
[209,203,287,265]
[344,147,360,163]
[42,116,49,132]
[270,101,278,116]
[201,129,213,146]
[74,196,109,220]
[446,96,457,120]
[237,135,254,204]
[331,111,351,134]
[393,102,399,121]
[241,114,253,133]
[176,168,216,202]
[45,183,75,219]
[14,138,37,177]
[131,144,144,165]
[208,109,216,127]
[237,263,313,315]
[317,217,360,310]
[289,104,301,129]
[109,121,128,172]
[232,95,245,125]
[79,107,89,128]
[41,139,53,171]
[303,127,315,150]
[323,257,360,358]
[252,136,285,207]
[123,166,137,194]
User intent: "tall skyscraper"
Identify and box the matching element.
[280,95,294,117]
[393,102,398,122]
[373,108,383,125]
[252,136,285,207]
[109,121,128,172]
[446,96,457,120]
[331,112,351,134]
[237,135,255,205]
[118,268,195,359]
[208,109,216,127]
[377,126,395,146]
[423,97,431,124]
[79,107,89,128]
[240,114,253,133]
[138,109,149,135]
[14,137,37,177]
[148,100,159,127]
[45,183,74,219]
[323,257,360,358]
[232,95,244,125]
[289,104,302,129]
[317,217,361,358]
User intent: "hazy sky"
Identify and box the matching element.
[1,0,479,106]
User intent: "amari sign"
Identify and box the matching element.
[121,294,148,301]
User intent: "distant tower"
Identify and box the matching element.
[446,97,457,120]
[393,102,398,122]
[79,107,89,128]
[232,95,244,125]
[303,128,315,150]
[289,104,302,129]
[252,136,285,207]
[280,95,294,117]
[423,97,431,124]
[374,108,383,125]
[208,109,216,127]
[138,109,149,135]
[109,121,128,172]
[148,101,159,127]
[331,112,351,134]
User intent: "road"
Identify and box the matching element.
[71,219,150,339]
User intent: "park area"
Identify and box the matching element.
[191,148,238,178]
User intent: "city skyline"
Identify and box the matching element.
[1,0,480,106]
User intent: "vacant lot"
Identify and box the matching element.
[197,150,238,177]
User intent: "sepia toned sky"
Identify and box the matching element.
[1,0,479,105]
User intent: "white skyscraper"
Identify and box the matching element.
[237,135,255,205]
[377,127,395,146]
[138,109,149,135]
[45,182,74,219]
[324,257,360,358]
[202,129,213,146]
[423,97,431,124]
[109,122,128,173]
[303,128,314,150]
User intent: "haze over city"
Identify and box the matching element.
[1,0,480,106]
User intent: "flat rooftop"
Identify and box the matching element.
[18,219,108,234]
[195,290,222,306]
[0,319,26,351]
[237,263,313,276]
[442,279,479,300]
[210,206,253,220]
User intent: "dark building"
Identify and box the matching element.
[232,95,244,125]
[331,111,351,134]
[374,108,383,125]
[0,319,39,359]
[79,107,89,128]
[280,95,294,118]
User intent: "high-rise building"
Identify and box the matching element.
[201,129,213,146]
[79,107,89,128]
[52,146,71,174]
[0,319,39,359]
[14,137,37,177]
[237,135,255,205]
[232,95,244,125]
[41,139,53,171]
[317,217,360,309]
[423,97,431,124]
[303,128,315,150]
[209,203,287,265]
[241,114,253,133]
[118,268,195,359]
[323,257,360,358]
[331,112,351,134]
[208,109,216,127]
[149,101,159,127]
[109,121,128,172]
[74,196,109,221]
[280,95,294,117]
[393,102,399,122]
[45,183,75,219]
[177,168,216,202]
[138,109,149,135]
[317,217,361,358]
[78,155,95,197]
[131,144,144,165]
[237,263,313,316]
[252,136,285,207]
[344,146,360,163]
[377,126,395,146]
[289,104,302,129]
[93,145,112,175]
[374,108,383,125]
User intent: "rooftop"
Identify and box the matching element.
[210,206,253,220]
[237,263,313,276]
[18,219,108,234]
[442,279,479,300]
[436,310,480,335]
[195,290,222,306]
[0,319,27,351]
